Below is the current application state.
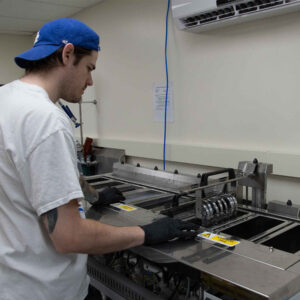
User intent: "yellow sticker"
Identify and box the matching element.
[110,203,137,212]
[211,236,239,246]
[198,231,240,247]
[118,205,136,211]
[201,233,211,238]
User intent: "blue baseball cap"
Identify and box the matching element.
[15,18,100,68]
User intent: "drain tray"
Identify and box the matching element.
[262,225,300,254]
[221,216,284,240]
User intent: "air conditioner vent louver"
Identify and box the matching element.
[183,6,235,27]
[217,0,238,5]
[236,0,284,15]
[173,0,300,32]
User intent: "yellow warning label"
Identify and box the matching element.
[211,236,239,246]
[197,231,240,247]
[118,205,136,211]
[110,203,137,212]
[201,233,211,238]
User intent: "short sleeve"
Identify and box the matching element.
[25,129,84,216]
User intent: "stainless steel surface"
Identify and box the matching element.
[112,162,200,192]
[86,161,300,300]
[237,161,273,209]
[268,200,300,219]
[155,241,300,300]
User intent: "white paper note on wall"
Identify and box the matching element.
[153,83,173,122]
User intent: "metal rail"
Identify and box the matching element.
[179,175,248,195]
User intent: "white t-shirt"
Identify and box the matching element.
[0,80,89,300]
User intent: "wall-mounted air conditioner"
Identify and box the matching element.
[172,0,300,32]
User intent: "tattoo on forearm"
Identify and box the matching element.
[44,208,58,234]
[79,175,98,203]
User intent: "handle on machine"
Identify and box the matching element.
[200,168,236,197]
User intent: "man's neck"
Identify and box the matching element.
[21,71,62,103]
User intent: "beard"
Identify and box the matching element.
[61,92,82,103]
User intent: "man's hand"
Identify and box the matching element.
[141,218,198,245]
[79,176,125,207]
[93,187,125,207]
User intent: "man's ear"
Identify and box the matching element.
[61,43,75,66]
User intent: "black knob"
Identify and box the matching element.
[154,166,158,170]
[253,158,258,164]
[197,173,201,178]
[174,169,178,174]
[287,200,292,206]
[136,163,140,167]
[121,161,124,164]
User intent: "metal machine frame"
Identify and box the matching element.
[85,160,300,300]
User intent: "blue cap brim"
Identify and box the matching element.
[15,44,62,68]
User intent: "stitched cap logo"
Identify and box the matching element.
[34,32,40,45]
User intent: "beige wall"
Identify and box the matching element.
[73,1,300,175]
[72,0,300,203]
[0,34,33,83]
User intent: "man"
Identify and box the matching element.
[0,18,197,300]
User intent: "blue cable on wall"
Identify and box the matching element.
[163,0,171,171]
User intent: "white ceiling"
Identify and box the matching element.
[0,0,104,35]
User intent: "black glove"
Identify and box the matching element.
[141,218,198,246]
[93,187,125,207]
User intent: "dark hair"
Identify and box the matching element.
[25,46,92,74]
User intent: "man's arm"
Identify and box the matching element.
[42,199,145,254]
[79,175,98,204]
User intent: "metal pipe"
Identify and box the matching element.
[81,100,97,104]
[79,102,83,146]
[179,175,248,195]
